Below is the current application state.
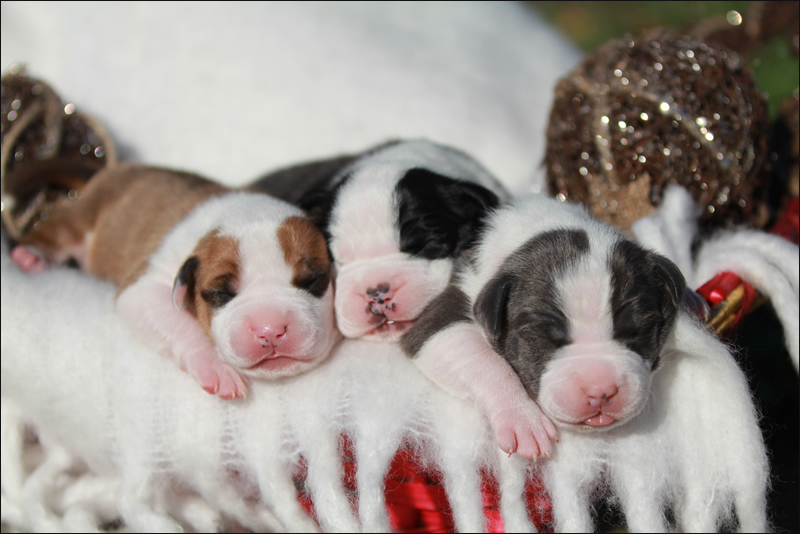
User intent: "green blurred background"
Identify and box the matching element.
[528,1,798,118]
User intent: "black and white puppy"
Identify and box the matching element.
[401,194,686,459]
[250,140,510,341]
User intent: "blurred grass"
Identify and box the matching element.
[527,1,798,118]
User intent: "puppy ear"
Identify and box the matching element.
[396,168,500,259]
[172,256,199,313]
[650,252,686,317]
[473,273,513,348]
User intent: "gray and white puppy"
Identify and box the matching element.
[401,194,686,459]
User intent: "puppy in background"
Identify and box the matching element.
[11,163,340,399]
[402,194,686,459]
[250,139,511,341]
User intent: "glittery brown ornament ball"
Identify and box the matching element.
[1,67,117,240]
[545,30,771,233]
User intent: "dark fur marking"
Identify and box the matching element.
[609,241,686,370]
[247,154,360,205]
[200,273,238,309]
[292,263,331,298]
[395,168,500,260]
[401,283,472,357]
[174,256,200,315]
[474,229,590,399]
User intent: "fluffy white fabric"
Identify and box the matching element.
[0,2,777,532]
[0,1,578,195]
[1,243,769,532]
[633,186,800,372]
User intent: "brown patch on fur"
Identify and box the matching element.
[184,230,241,339]
[277,216,331,297]
[15,163,227,289]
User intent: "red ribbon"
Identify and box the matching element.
[295,435,553,532]
[695,197,799,331]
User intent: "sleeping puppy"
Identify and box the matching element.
[250,139,511,341]
[11,163,339,399]
[401,194,686,459]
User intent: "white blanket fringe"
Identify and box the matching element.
[1,235,770,532]
[634,186,800,373]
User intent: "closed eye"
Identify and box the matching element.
[201,275,237,309]
[516,310,570,347]
[294,268,330,298]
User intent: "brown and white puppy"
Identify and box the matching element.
[11,163,339,399]
[251,139,510,341]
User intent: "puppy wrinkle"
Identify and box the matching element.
[276,216,331,298]
[188,231,240,339]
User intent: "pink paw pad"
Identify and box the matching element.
[11,246,47,273]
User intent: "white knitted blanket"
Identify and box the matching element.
[1,2,789,532]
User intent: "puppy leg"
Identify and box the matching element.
[412,322,557,459]
[117,278,248,400]
[11,211,91,273]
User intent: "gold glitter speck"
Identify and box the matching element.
[64,103,75,115]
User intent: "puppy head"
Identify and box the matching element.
[172,211,338,378]
[304,160,500,342]
[474,227,685,431]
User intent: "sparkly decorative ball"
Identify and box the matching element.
[1,67,116,240]
[545,30,771,233]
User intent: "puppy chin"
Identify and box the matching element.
[536,342,651,431]
[334,254,451,341]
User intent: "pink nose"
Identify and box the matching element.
[253,324,288,349]
[584,383,619,409]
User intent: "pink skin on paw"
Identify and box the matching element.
[184,350,249,400]
[491,398,559,459]
[11,246,48,273]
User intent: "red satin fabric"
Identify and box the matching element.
[295,435,553,532]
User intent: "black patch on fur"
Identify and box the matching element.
[395,168,500,260]
[248,154,360,205]
[401,282,472,357]
[174,256,200,315]
[609,241,686,370]
[292,262,331,299]
[473,229,590,399]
